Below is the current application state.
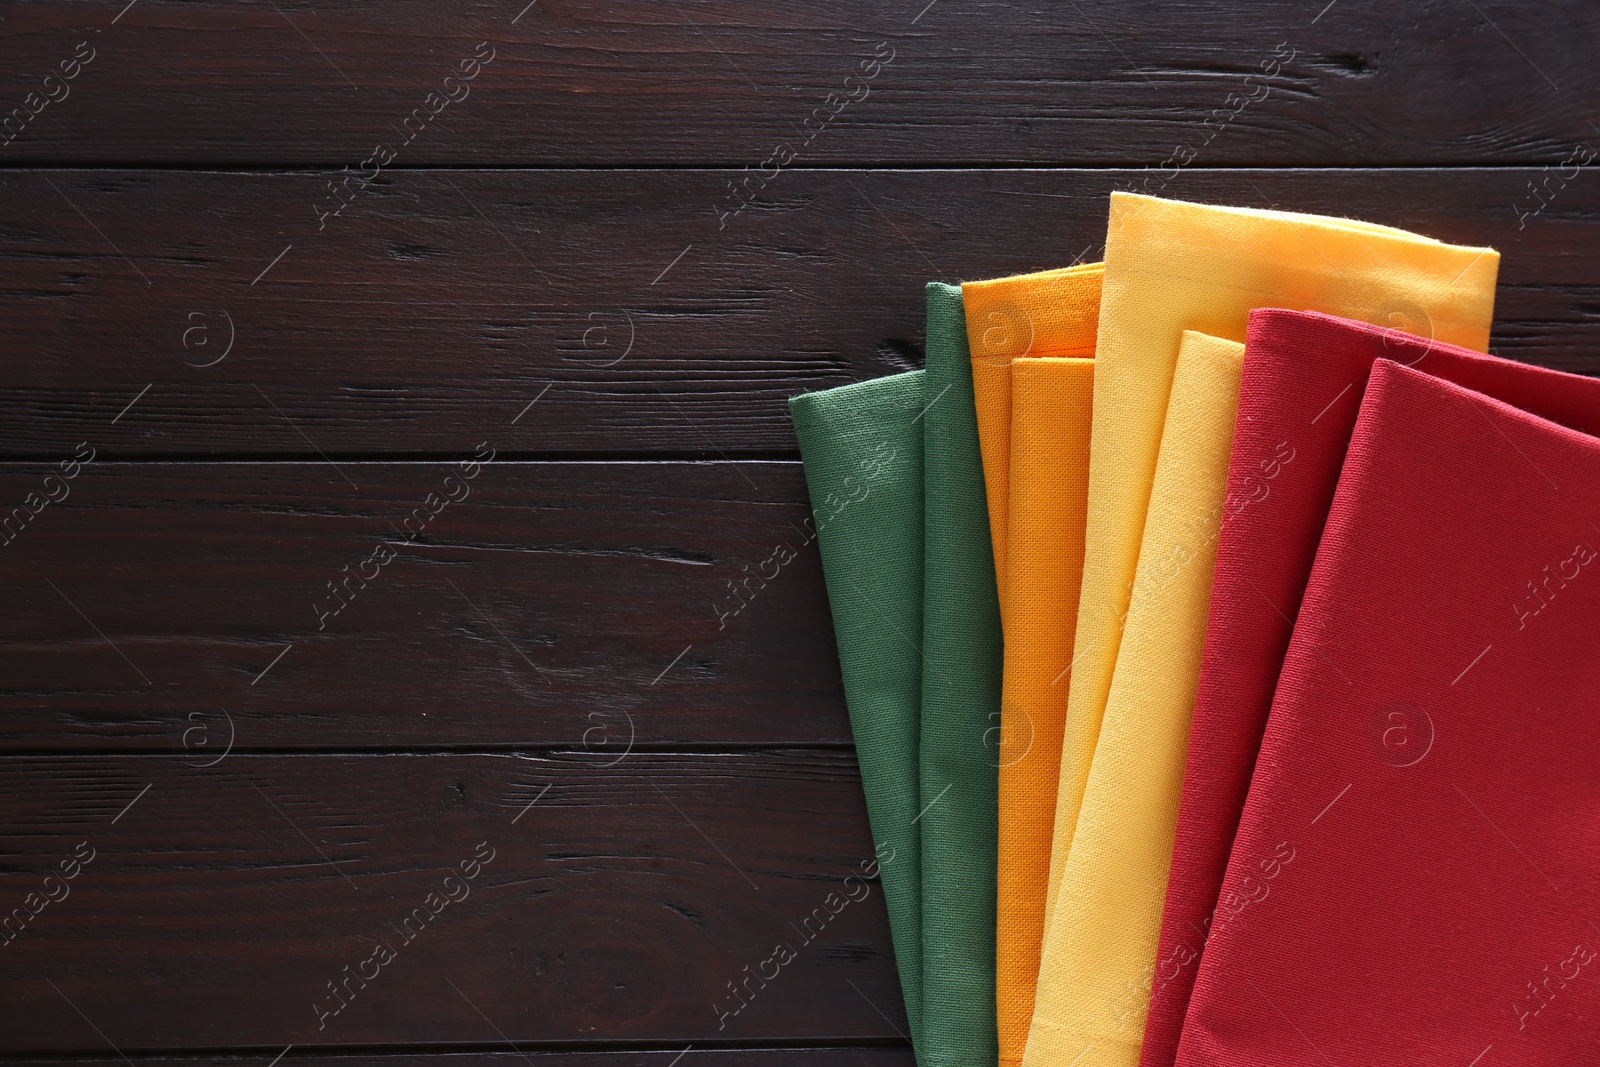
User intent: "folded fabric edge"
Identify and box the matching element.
[789,368,928,1057]
[1108,189,1494,249]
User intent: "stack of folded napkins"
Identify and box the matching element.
[790,191,1600,1067]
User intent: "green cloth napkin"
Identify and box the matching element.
[790,370,927,1054]
[919,283,1001,1067]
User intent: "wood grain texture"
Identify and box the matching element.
[1,167,1598,458]
[0,1052,913,1067]
[0,1,1594,1062]
[0,0,1591,165]
[0,461,847,751]
[0,751,906,1050]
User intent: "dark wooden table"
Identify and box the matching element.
[0,1,1594,1063]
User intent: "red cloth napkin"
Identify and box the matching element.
[1146,309,1600,1067]
[1174,354,1600,1065]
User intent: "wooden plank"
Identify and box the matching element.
[0,751,907,1050]
[0,1,1590,165]
[0,461,850,751]
[0,167,1597,457]
[0,1052,913,1067]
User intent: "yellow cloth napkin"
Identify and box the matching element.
[1026,331,1239,1065]
[1030,193,1499,1067]
[962,262,1104,599]
[962,264,1102,1065]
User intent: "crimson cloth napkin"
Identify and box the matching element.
[1144,310,1600,1067]
[790,371,926,1054]
[1175,356,1600,1066]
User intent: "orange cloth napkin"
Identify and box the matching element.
[961,263,1103,1064]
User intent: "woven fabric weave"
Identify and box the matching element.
[1177,358,1600,1065]
[1025,331,1242,1067]
[994,355,1095,1064]
[961,263,1103,1065]
[920,283,1002,1067]
[1033,192,1499,1067]
[790,370,927,1054]
[962,262,1105,598]
[1145,309,1600,1067]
